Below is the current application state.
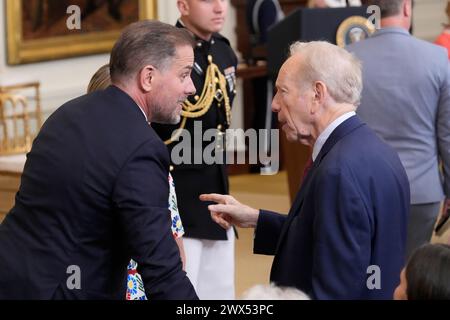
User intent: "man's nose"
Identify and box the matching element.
[213,0,224,13]
[186,77,196,96]
[271,94,280,113]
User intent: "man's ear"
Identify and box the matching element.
[404,0,412,18]
[139,65,156,93]
[177,0,189,16]
[311,81,326,111]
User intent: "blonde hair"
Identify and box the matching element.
[87,64,111,93]
[289,41,362,106]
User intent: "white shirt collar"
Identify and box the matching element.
[136,104,149,124]
[312,111,355,162]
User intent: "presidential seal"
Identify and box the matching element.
[336,16,376,47]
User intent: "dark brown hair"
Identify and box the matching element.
[109,20,195,83]
[405,243,450,300]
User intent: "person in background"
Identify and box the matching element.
[347,0,450,259]
[394,243,450,300]
[152,0,238,300]
[435,1,450,59]
[87,64,187,300]
[246,0,284,45]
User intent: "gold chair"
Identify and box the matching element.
[0,82,43,155]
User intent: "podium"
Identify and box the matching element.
[267,7,372,202]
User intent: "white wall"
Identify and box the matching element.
[413,0,447,41]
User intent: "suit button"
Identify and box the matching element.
[217,124,223,130]
[169,165,174,172]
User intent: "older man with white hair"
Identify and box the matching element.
[201,41,409,299]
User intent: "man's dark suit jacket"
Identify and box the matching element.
[0,86,197,300]
[254,116,410,299]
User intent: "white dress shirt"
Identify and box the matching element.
[312,111,356,162]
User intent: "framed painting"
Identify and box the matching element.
[6,0,157,65]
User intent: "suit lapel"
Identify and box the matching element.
[274,116,364,254]
[274,159,319,253]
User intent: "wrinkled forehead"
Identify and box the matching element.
[277,55,303,85]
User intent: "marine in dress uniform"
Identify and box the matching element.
[152,20,238,300]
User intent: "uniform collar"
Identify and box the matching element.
[176,19,215,50]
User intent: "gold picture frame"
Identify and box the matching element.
[6,0,157,65]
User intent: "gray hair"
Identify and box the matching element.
[109,20,195,83]
[289,41,362,106]
[362,0,404,18]
[240,283,310,300]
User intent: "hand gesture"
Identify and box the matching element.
[199,193,259,229]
